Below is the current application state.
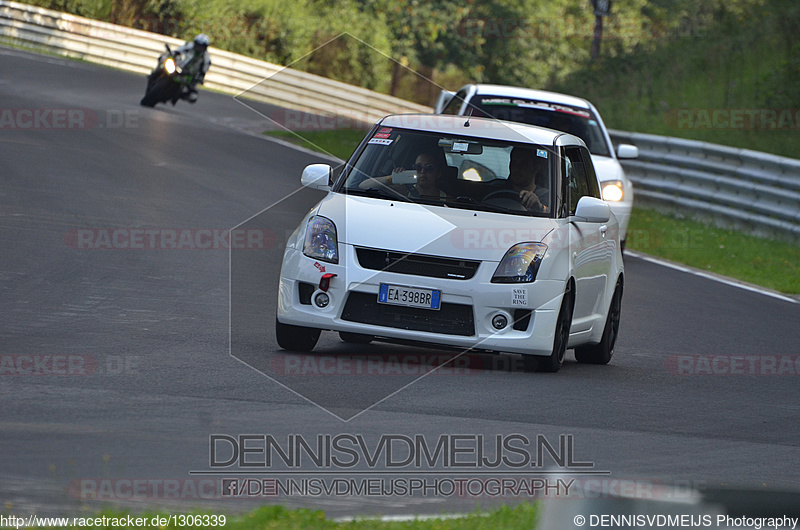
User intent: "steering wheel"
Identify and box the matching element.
[482,189,529,213]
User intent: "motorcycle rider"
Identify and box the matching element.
[172,33,211,103]
[152,33,211,104]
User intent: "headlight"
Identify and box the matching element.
[164,57,176,74]
[601,180,624,202]
[303,216,338,264]
[491,243,547,283]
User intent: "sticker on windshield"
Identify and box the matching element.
[537,149,548,159]
[452,142,469,152]
[378,127,392,133]
[372,132,391,139]
[368,138,393,146]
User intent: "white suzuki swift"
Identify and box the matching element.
[276,114,624,372]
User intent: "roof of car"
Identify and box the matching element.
[468,84,593,110]
[379,114,584,147]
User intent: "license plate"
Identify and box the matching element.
[378,283,441,310]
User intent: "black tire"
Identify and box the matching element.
[140,77,172,107]
[339,332,373,344]
[275,318,320,352]
[536,281,574,373]
[575,279,623,365]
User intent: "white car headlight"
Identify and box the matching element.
[491,243,547,283]
[303,216,338,264]
[601,180,624,202]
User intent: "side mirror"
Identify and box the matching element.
[574,196,611,223]
[301,164,332,190]
[616,144,639,159]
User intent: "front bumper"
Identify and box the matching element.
[277,245,565,357]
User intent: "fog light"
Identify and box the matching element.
[314,292,330,308]
[492,314,508,330]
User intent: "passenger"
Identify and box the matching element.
[408,151,446,199]
[360,150,446,200]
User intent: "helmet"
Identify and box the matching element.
[193,33,210,52]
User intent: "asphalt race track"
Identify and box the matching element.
[2,46,799,520]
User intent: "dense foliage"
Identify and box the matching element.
[23,0,765,104]
[22,0,799,155]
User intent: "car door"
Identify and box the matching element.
[565,146,611,332]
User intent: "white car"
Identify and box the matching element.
[435,84,638,248]
[276,114,624,372]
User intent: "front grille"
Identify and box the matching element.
[341,292,475,336]
[356,248,480,280]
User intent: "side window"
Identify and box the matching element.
[580,146,601,199]
[442,89,468,115]
[564,146,590,215]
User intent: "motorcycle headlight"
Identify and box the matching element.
[303,216,338,264]
[601,180,624,202]
[491,243,547,283]
[164,58,176,74]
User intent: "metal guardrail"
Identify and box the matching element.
[3,1,800,241]
[610,129,800,241]
[0,0,431,124]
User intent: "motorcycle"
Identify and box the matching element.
[140,44,200,107]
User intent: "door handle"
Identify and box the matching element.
[599,225,608,237]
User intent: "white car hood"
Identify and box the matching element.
[316,193,559,262]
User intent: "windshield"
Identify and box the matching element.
[337,128,555,217]
[468,96,611,157]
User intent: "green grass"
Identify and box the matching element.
[25,504,539,529]
[266,129,370,161]
[549,3,800,159]
[628,207,800,295]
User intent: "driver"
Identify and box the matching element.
[173,34,211,103]
[507,146,549,213]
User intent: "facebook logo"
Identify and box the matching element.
[221,479,238,496]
